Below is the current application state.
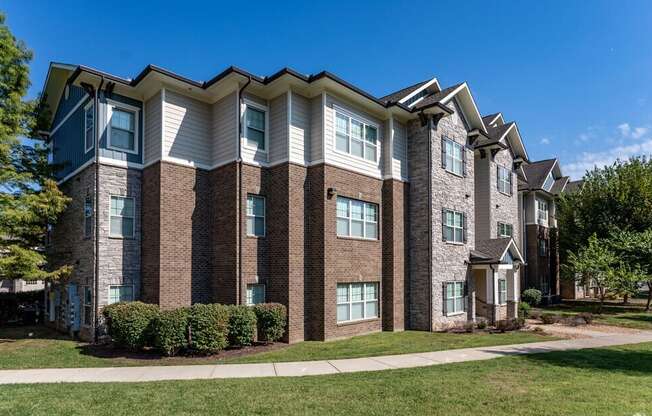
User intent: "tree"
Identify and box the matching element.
[0,12,70,282]
[609,230,652,311]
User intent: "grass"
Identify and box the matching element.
[0,326,556,370]
[2,342,652,415]
[537,303,652,330]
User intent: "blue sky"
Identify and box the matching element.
[5,0,652,179]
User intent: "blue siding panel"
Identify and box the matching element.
[98,91,143,165]
[52,85,87,129]
[51,100,93,180]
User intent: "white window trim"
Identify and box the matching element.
[497,165,512,195]
[333,105,380,165]
[84,101,94,154]
[246,283,266,305]
[109,195,136,239]
[443,138,464,177]
[536,198,549,227]
[542,172,555,192]
[497,222,513,238]
[106,99,140,155]
[246,194,266,237]
[445,281,465,316]
[107,284,134,305]
[443,209,464,244]
[336,196,379,240]
[241,99,269,154]
[336,282,379,323]
[498,278,507,305]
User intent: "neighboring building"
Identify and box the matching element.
[42,63,551,341]
[0,279,45,293]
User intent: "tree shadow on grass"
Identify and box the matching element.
[611,314,652,324]
[0,325,69,342]
[522,346,652,375]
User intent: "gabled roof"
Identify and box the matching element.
[410,82,487,131]
[482,112,504,127]
[470,238,524,265]
[521,158,559,191]
[380,78,435,104]
[564,179,584,193]
[550,176,570,195]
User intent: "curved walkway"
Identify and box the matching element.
[2,327,652,384]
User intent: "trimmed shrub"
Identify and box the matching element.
[521,288,543,307]
[496,317,525,332]
[188,304,230,354]
[518,301,531,318]
[253,303,287,343]
[578,312,594,325]
[540,313,560,325]
[227,305,257,347]
[153,307,190,356]
[476,320,488,330]
[102,302,159,349]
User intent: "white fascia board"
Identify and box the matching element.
[439,83,487,132]
[398,77,440,104]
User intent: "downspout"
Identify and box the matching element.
[427,114,433,330]
[236,76,252,305]
[93,77,104,342]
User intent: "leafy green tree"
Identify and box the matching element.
[609,230,652,310]
[0,12,70,282]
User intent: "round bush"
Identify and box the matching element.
[518,301,531,318]
[188,304,229,354]
[102,302,159,349]
[540,313,560,325]
[153,307,190,356]
[227,305,257,347]
[522,288,543,307]
[253,303,287,343]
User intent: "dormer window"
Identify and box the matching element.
[403,89,429,107]
[542,172,554,192]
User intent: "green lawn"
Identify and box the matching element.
[0,326,555,369]
[537,303,652,330]
[2,342,652,416]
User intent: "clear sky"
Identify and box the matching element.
[5,0,652,179]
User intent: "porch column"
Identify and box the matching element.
[507,268,518,319]
[486,268,497,323]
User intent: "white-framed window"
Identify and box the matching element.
[542,172,555,192]
[24,280,39,285]
[84,101,94,153]
[336,196,378,240]
[82,286,92,326]
[497,222,513,238]
[442,209,465,243]
[536,198,549,226]
[107,101,139,154]
[444,281,465,315]
[84,195,93,238]
[335,110,378,163]
[246,195,265,237]
[497,165,512,195]
[110,196,135,238]
[246,284,265,305]
[243,102,267,152]
[336,282,379,323]
[442,137,464,176]
[108,285,133,305]
[498,278,507,305]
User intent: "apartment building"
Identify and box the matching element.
[42,63,558,341]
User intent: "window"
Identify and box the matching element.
[246,195,265,237]
[498,279,507,305]
[336,197,378,240]
[246,284,265,305]
[497,222,513,238]
[84,195,93,238]
[536,198,549,226]
[25,280,39,285]
[442,209,465,243]
[335,111,378,162]
[108,285,133,305]
[539,238,548,257]
[336,282,378,323]
[84,102,94,153]
[244,106,266,151]
[442,138,464,176]
[444,281,465,315]
[497,165,512,195]
[108,107,137,153]
[110,196,135,238]
[542,172,555,192]
[402,89,429,107]
[82,286,92,326]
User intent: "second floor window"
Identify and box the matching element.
[109,107,136,153]
[442,138,464,176]
[442,209,466,243]
[497,165,512,195]
[335,111,378,163]
[536,198,549,226]
[245,106,266,151]
[110,196,135,238]
[497,222,513,238]
[336,196,378,240]
[84,195,93,238]
[84,102,94,153]
[246,195,265,237]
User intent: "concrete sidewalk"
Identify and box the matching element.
[2,330,652,385]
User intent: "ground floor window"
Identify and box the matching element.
[539,238,548,256]
[498,278,507,305]
[336,282,378,323]
[82,286,92,326]
[246,284,265,305]
[108,285,133,305]
[444,281,465,315]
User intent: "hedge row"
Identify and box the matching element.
[103,302,287,356]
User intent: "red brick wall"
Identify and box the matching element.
[141,163,161,304]
[382,179,407,331]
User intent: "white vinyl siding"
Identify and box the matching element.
[163,90,212,167]
[392,120,408,180]
[289,92,311,165]
[211,91,238,166]
[268,93,288,163]
[246,284,265,305]
[109,196,135,238]
[336,196,378,240]
[497,165,512,195]
[246,195,265,237]
[310,95,323,162]
[444,282,465,316]
[108,285,133,305]
[144,91,162,165]
[336,282,379,323]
